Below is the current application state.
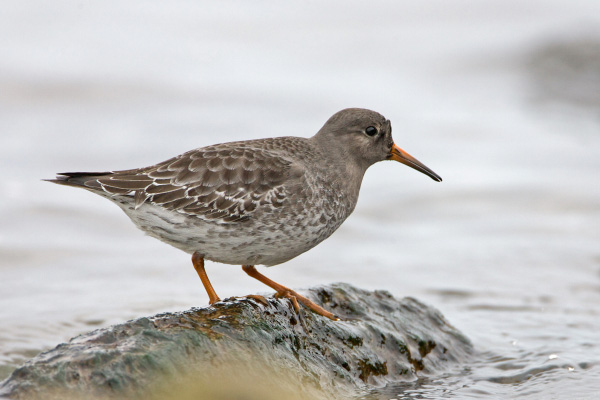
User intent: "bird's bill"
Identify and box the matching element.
[388,144,442,182]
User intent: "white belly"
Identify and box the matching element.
[113,197,345,267]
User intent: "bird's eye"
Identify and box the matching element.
[365,126,378,136]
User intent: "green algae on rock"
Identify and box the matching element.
[0,284,472,399]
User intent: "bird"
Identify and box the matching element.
[47,108,441,320]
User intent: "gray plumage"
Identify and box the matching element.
[49,108,440,267]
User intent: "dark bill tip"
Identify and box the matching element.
[388,144,442,182]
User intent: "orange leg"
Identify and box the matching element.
[192,252,221,304]
[242,265,338,321]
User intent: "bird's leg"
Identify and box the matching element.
[192,252,221,304]
[241,265,338,320]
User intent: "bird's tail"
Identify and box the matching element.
[44,171,111,189]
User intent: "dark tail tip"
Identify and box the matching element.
[44,171,111,187]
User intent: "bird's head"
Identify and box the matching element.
[314,108,442,182]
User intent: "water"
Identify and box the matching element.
[1,1,600,398]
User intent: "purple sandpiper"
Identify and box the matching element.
[48,108,441,320]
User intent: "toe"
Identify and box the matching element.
[246,294,269,306]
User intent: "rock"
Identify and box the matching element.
[0,283,472,399]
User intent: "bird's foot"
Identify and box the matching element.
[241,265,339,321]
[275,291,301,312]
[245,294,269,306]
[275,289,339,321]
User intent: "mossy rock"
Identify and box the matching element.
[0,283,472,399]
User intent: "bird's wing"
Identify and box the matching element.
[89,142,300,223]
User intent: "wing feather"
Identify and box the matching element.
[90,141,301,224]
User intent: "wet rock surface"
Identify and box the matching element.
[0,283,472,399]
